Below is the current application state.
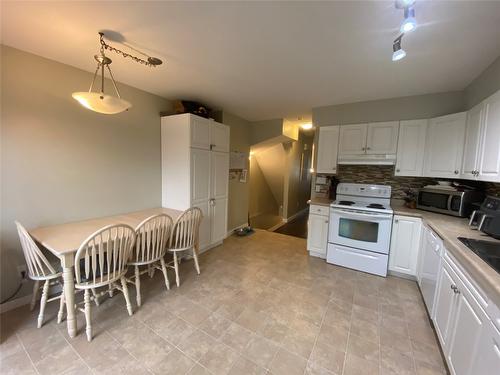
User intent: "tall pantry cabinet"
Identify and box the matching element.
[161,113,230,251]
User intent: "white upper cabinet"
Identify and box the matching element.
[423,112,466,178]
[478,90,500,182]
[339,124,368,155]
[462,103,484,179]
[389,215,422,276]
[316,126,340,174]
[395,119,427,176]
[191,116,211,150]
[461,90,500,182]
[210,121,230,152]
[366,121,399,155]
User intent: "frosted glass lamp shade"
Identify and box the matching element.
[72,92,132,114]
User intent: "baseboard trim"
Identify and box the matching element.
[0,294,33,314]
[268,220,286,232]
[387,270,417,281]
[283,207,309,223]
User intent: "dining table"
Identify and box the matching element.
[29,207,182,338]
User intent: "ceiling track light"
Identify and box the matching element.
[400,6,417,33]
[392,34,406,61]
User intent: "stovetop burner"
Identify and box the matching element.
[338,201,355,206]
[367,203,385,209]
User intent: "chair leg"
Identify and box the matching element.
[84,289,92,342]
[192,246,201,275]
[160,258,170,290]
[30,280,40,311]
[91,288,100,306]
[173,252,180,287]
[121,277,133,316]
[57,291,65,324]
[108,284,114,298]
[135,265,141,307]
[37,280,50,328]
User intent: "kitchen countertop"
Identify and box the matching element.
[391,200,500,308]
[308,197,333,207]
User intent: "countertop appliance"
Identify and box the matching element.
[469,196,500,239]
[417,187,484,217]
[458,237,500,274]
[418,226,443,317]
[327,183,393,277]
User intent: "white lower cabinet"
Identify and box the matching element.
[433,251,497,375]
[307,205,329,258]
[469,319,500,375]
[388,215,422,276]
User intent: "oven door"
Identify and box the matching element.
[329,208,393,254]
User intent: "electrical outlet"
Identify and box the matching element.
[17,265,27,281]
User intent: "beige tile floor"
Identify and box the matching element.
[0,230,448,375]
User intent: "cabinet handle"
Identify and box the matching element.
[361,147,365,151]
[454,170,459,174]
[450,285,460,294]
[396,169,400,173]
[394,219,399,223]
[324,220,328,224]
[366,147,371,150]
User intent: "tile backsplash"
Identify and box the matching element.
[320,165,500,200]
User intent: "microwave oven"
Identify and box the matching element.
[417,188,484,217]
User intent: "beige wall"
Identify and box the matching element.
[0,46,172,300]
[312,91,465,126]
[465,55,500,109]
[250,118,283,145]
[221,111,251,230]
[249,155,278,217]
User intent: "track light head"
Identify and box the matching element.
[400,6,417,33]
[392,36,406,61]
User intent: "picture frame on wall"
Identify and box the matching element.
[239,169,248,183]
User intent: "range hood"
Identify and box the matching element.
[338,153,396,165]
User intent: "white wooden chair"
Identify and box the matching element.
[166,207,203,287]
[127,214,173,306]
[15,221,66,328]
[74,224,136,341]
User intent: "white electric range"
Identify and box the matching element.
[327,183,393,277]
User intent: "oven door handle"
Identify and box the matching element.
[332,209,392,220]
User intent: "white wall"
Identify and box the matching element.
[0,46,172,300]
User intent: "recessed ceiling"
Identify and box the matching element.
[2,1,500,121]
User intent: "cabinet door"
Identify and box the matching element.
[338,124,368,155]
[316,126,340,174]
[193,200,211,251]
[307,213,329,257]
[366,121,399,154]
[461,103,484,179]
[423,112,466,178]
[191,116,210,150]
[210,122,230,153]
[191,148,211,204]
[478,90,500,182]
[211,198,227,244]
[447,277,488,375]
[395,120,427,176]
[211,151,229,199]
[388,216,422,276]
[470,321,500,375]
[434,262,459,350]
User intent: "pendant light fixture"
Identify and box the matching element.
[73,32,162,115]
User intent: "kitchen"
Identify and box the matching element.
[1,1,500,375]
[307,90,500,374]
